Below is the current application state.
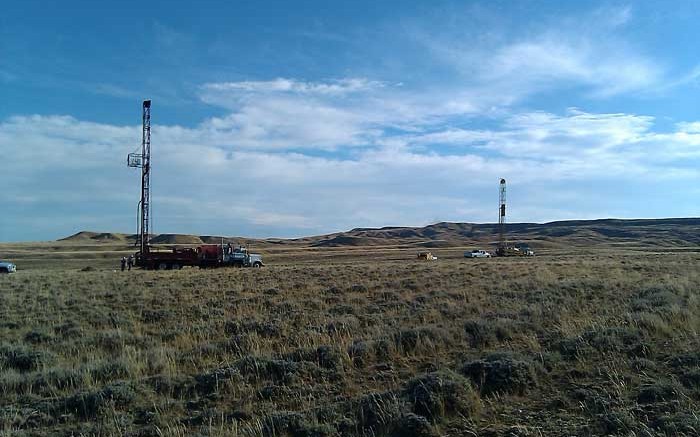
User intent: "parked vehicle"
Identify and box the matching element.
[134,244,264,270]
[495,245,535,257]
[135,247,199,270]
[417,251,438,261]
[0,260,17,273]
[465,249,492,258]
[199,245,264,268]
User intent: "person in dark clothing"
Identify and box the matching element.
[127,255,134,271]
[120,257,126,271]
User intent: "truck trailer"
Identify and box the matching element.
[135,244,264,270]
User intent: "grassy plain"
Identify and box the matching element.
[1,243,700,436]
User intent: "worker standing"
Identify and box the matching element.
[127,255,134,271]
[120,256,126,272]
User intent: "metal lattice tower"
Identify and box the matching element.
[498,178,507,251]
[127,100,152,254]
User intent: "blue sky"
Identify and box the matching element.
[1,0,699,242]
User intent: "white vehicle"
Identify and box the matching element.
[0,260,17,273]
[464,250,492,258]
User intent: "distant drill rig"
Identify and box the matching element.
[496,178,507,256]
[127,99,152,255]
[495,178,534,257]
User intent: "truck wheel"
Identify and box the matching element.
[253,262,262,268]
[157,262,168,270]
[171,263,181,270]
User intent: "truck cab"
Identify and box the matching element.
[197,244,264,268]
[222,246,264,268]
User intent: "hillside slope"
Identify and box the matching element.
[310,218,700,248]
[59,218,700,248]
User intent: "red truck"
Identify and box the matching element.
[135,245,264,270]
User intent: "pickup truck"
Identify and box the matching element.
[464,250,492,258]
[0,260,17,273]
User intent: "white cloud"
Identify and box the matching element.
[400,108,699,181]
[201,78,384,96]
[197,77,489,150]
[195,98,376,150]
[2,103,699,241]
[410,6,665,101]
[480,38,662,98]
[676,121,700,134]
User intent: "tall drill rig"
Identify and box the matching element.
[496,178,507,256]
[495,178,534,257]
[127,100,152,255]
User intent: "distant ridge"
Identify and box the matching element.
[324,218,700,248]
[59,231,100,241]
[148,234,203,245]
[60,231,132,242]
[59,218,700,248]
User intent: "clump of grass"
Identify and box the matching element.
[394,412,439,437]
[53,320,82,339]
[63,381,136,419]
[348,339,392,368]
[88,359,132,383]
[403,370,480,422]
[235,355,299,383]
[464,317,519,350]
[32,367,82,392]
[598,409,639,435]
[357,391,404,431]
[570,385,619,415]
[224,319,281,337]
[23,328,54,345]
[0,344,53,372]
[146,374,194,397]
[582,326,647,357]
[668,351,700,368]
[463,319,494,349]
[652,412,700,435]
[285,345,347,372]
[261,411,336,437]
[680,369,700,390]
[194,365,240,395]
[394,326,451,355]
[636,380,682,404]
[461,352,537,396]
[326,315,360,336]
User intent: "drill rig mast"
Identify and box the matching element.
[127,100,152,255]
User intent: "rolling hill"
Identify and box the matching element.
[59,218,700,248]
[310,218,700,248]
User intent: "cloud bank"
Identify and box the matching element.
[2,5,699,241]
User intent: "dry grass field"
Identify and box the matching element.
[1,243,700,436]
